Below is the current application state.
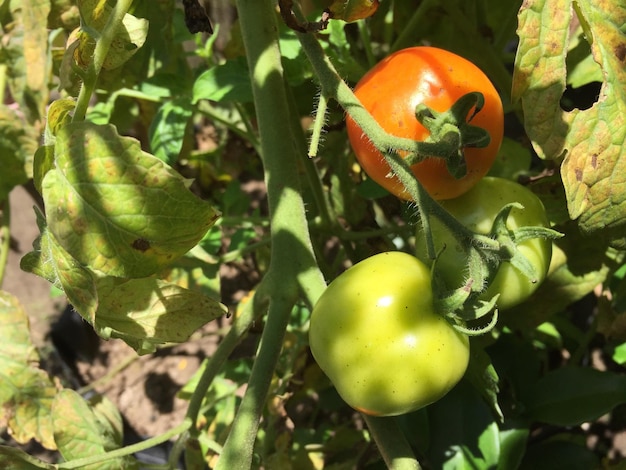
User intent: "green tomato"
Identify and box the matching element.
[309,252,470,417]
[417,176,552,310]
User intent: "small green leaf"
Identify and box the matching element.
[149,97,193,165]
[52,389,137,470]
[613,342,626,364]
[465,342,503,422]
[525,366,626,426]
[192,58,253,104]
[44,122,220,278]
[503,232,618,330]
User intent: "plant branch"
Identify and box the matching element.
[363,415,422,470]
[73,0,134,121]
[57,419,192,469]
[215,0,326,467]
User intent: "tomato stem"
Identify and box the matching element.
[363,415,423,470]
[72,0,134,122]
[215,0,328,467]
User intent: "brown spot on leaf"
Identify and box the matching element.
[615,43,626,62]
[591,153,598,169]
[575,168,583,181]
[132,238,151,252]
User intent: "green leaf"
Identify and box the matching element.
[427,380,500,469]
[566,30,603,88]
[0,446,56,470]
[0,291,57,450]
[43,122,220,278]
[465,341,503,422]
[192,57,253,104]
[21,212,99,323]
[149,97,193,165]
[497,424,530,470]
[513,0,626,247]
[487,137,532,180]
[502,228,620,330]
[525,366,626,426]
[88,394,125,447]
[0,105,38,201]
[519,440,600,470]
[93,277,227,354]
[52,389,137,470]
[613,342,626,364]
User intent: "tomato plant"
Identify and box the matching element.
[3,1,626,468]
[309,251,470,417]
[417,177,553,310]
[346,46,504,200]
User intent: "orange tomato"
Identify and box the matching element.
[346,46,504,200]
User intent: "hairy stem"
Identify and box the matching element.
[215,0,326,467]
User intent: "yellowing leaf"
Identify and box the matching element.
[44,122,220,278]
[52,390,137,469]
[94,277,227,355]
[69,0,148,71]
[513,0,626,247]
[0,292,57,450]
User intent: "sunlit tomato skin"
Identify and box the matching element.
[417,177,552,310]
[309,252,470,416]
[346,46,504,200]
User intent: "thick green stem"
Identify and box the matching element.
[215,0,326,467]
[363,415,422,470]
[185,288,264,433]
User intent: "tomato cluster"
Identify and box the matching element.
[309,48,553,416]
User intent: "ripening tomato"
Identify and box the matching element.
[327,0,380,22]
[346,46,504,200]
[309,252,470,416]
[416,177,552,310]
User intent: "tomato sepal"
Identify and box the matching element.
[404,92,493,180]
